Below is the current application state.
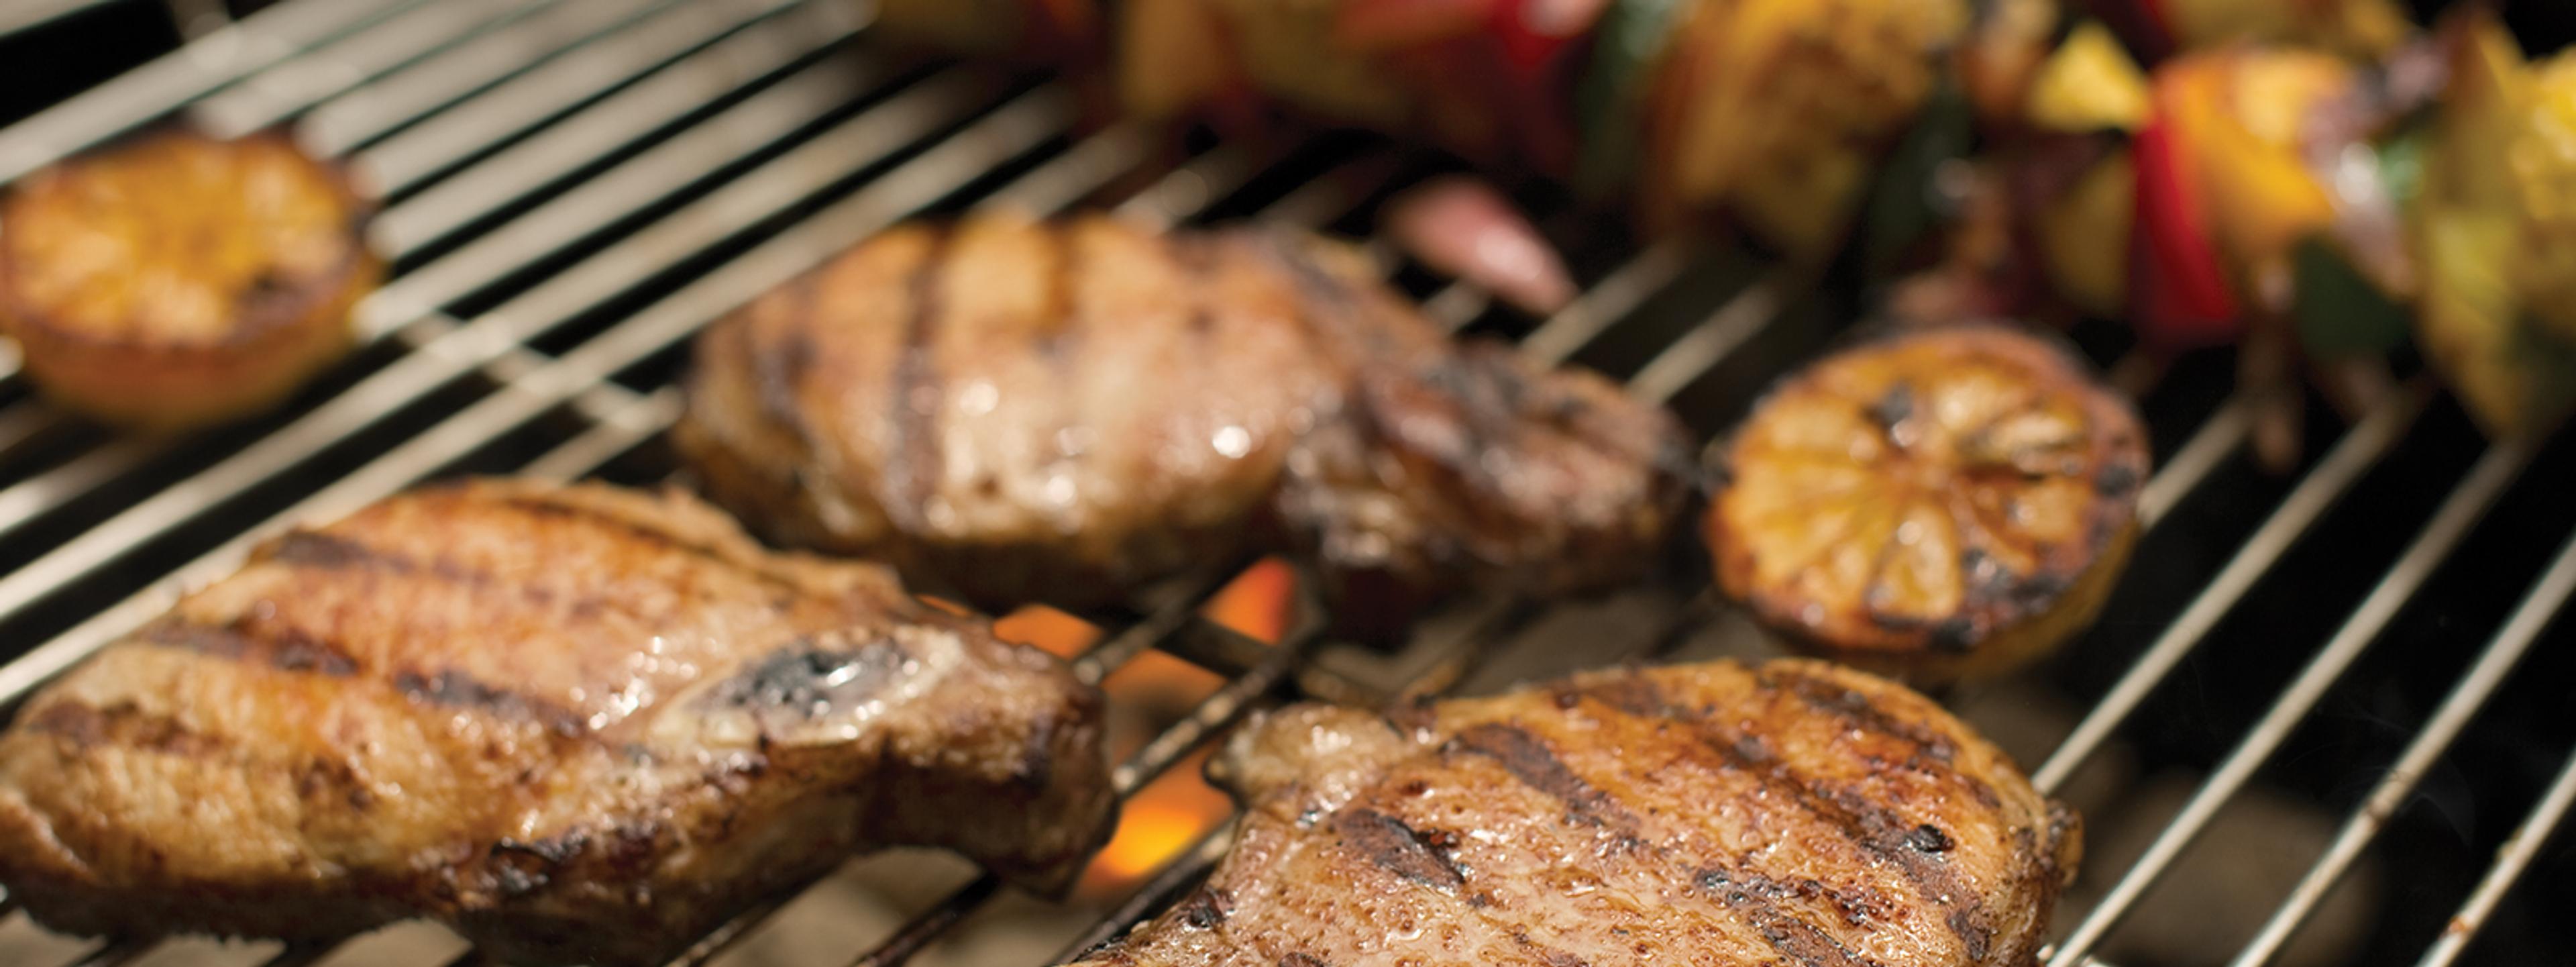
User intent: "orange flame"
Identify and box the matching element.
[989,558,1299,897]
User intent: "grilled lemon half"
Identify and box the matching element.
[1707,324,2149,685]
[0,131,379,431]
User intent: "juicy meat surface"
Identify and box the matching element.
[676,213,1693,630]
[1067,658,2080,967]
[0,479,1115,966]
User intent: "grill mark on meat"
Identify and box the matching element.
[1277,955,1328,967]
[1040,221,1078,360]
[394,668,587,739]
[1328,807,1465,893]
[1684,716,1997,961]
[710,640,910,716]
[23,701,229,758]
[883,228,951,532]
[1457,705,1897,964]
[138,616,360,677]
[1507,928,1591,967]
[748,281,820,446]
[1760,666,2004,809]
[1176,886,1228,929]
[1448,723,1641,837]
[1694,867,1890,967]
[488,494,810,597]
[1260,230,1515,506]
[1169,233,1218,337]
[266,530,382,569]
[1574,674,1669,719]
[268,531,501,593]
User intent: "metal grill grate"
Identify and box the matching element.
[0,2,2569,966]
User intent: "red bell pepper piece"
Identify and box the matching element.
[2128,114,2243,347]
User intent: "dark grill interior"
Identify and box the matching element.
[0,1,2570,965]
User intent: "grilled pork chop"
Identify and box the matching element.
[0,479,1115,966]
[1066,658,2080,967]
[677,213,1693,632]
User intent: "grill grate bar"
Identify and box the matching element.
[1046,819,1238,964]
[2031,383,2432,793]
[706,137,1390,967]
[15,81,1079,967]
[1517,241,1687,367]
[189,0,539,138]
[2414,735,2576,967]
[2046,440,2536,967]
[853,627,1316,967]
[1627,273,1789,406]
[0,10,890,527]
[63,937,153,967]
[0,0,419,183]
[0,0,126,40]
[0,79,1068,711]
[297,0,673,158]
[0,28,867,540]
[346,0,819,192]
[0,61,969,651]
[2139,397,2251,526]
[2233,524,2576,966]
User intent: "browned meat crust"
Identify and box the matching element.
[1067,658,2079,967]
[0,479,1116,966]
[676,213,1693,632]
[0,130,380,430]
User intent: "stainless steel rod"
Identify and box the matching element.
[189,0,539,138]
[0,0,419,182]
[300,0,669,157]
[2230,523,2576,966]
[2047,441,2534,967]
[0,49,881,549]
[2412,738,2576,967]
[0,72,1022,706]
[2032,384,2432,793]
[353,0,826,195]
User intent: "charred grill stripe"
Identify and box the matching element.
[1177,886,1228,929]
[394,668,588,739]
[747,281,820,445]
[1448,723,1641,834]
[1576,675,1670,719]
[1277,955,1328,967]
[1042,221,1078,357]
[1694,868,1888,967]
[490,495,805,596]
[1450,707,1892,967]
[1759,667,2004,810]
[140,617,360,677]
[265,531,382,570]
[1171,233,1218,336]
[23,701,229,758]
[1507,929,1591,967]
[883,228,951,531]
[1684,716,1996,961]
[1328,807,1465,893]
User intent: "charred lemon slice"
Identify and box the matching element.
[0,130,379,431]
[1707,324,2149,684]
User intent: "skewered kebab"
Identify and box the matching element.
[0,479,1118,967]
[879,1,2576,449]
[1968,9,2576,452]
[676,211,1694,635]
[1061,658,2080,967]
[1706,323,2149,685]
[0,131,380,431]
